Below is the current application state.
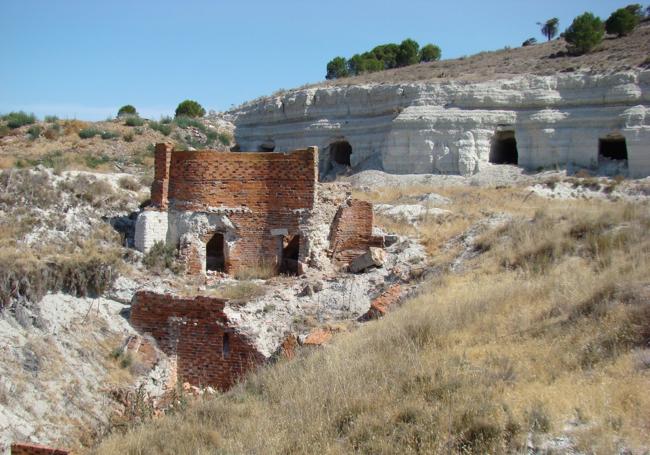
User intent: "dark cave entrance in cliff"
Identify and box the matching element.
[279,234,300,275]
[329,141,352,166]
[490,131,518,165]
[599,136,628,162]
[206,233,225,272]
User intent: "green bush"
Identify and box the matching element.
[522,37,537,46]
[149,121,172,136]
[84,154,111,168]
[124,115,145,127]
[0,125,10,138]
[396,38,420,66]
[44,115,59,123]
[3,111,36,129]
[123,132,135,142]
[564,12,605,55]
[326,56,349,79]
[218,132,232,146]
[78,127,102,139]
[419,44,441,62]
[117,105,137,118]
[27,125,42,140]
[143,241,183,273]
[325,39,441,78]
[160,116,173,124]
[101,130,120,140]
[174,115,207,133]
[605,7,640,37]
[174,100,205,118]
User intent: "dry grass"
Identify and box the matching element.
[95,189,650,454]
[233,261,277,280]
[209,281,266,303]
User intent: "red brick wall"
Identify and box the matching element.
[11,443,69,455]
[329,199,375,262]
[130,291,265,390]
[150,143,173,209]
[150,145,318,275]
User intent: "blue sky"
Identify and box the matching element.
[1,0,637,120]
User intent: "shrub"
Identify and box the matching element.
[27,125,41,140]
[117,105,137,118]
[3,111,36,129]
[101,130,120,140]
[44,115,59,123]
[564,12,605,55]
[124,115,145,127]
[522,37,537,46]
[160,116,173,124]
[605,7,640,37]
[78,127,102,139]
[149,121,172,136]
[175,100,205,118]
[118,176,140,191]
[84,154,111,169]
[326,56,349,79]
[174,115,206,132]
[419,44,441,62]
[43,125,60,140]
[0,125,10,138]
[396,38,420,67]
[218,132,231,146]
[538,17,559,41]
[123,132,134,142]
[143,241,183,273]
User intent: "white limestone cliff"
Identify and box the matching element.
[229,70,650,177]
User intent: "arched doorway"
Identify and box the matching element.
[206,233,225,272]
[489,131,518,165]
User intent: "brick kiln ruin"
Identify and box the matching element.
[131,143,391,390]
[135,143,320,276]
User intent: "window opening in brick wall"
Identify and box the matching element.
[206,233,225,272]
[222,333,230,358]
[489,131,518,165]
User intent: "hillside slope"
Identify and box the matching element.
[320,21,650,86]
[95,179,650,454]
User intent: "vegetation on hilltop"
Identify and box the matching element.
[175,99,206,118]
[326,39,442,79]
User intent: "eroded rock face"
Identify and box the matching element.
[229,70,650,177]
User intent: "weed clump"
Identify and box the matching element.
[3,111,36,129]
[143,241,183,274]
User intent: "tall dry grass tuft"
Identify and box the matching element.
[95,192,650,454]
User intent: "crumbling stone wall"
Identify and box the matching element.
[10,443,69,455]
[130,291,265,390]
[329,199,382,263]
[142,144,318,275]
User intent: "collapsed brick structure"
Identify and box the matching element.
[130,145,395,389]
[130,291,265,390]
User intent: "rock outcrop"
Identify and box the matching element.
[229,70,650,178]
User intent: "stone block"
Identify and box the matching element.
[349,247,386,273]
